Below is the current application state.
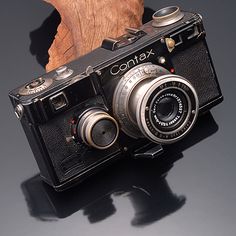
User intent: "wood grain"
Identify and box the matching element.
[44,0,144,72]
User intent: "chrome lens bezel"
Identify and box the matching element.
[137,75,199,144]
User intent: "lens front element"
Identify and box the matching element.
[152,90,187,131]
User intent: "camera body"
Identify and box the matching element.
[9,6,223,191]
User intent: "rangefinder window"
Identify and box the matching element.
[49,92,68,112]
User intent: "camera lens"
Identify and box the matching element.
[77,109,119,149]
[113,63,199,144]
[148,89,189,133]
[156,96,178,122]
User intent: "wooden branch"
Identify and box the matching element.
[44,0,144,72]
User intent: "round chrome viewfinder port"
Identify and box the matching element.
[152,6,184,27]
[77,109,119,150]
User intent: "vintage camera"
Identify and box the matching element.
[9,6,223,191]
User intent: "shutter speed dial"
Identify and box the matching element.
[19,77,53,96]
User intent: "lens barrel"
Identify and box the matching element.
[113,63,199,144]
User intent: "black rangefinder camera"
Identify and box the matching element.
[9,6,223,191]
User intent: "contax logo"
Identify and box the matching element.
[110,49,155,76]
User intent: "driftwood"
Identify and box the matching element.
[44,0,144,72]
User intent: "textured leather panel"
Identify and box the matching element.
[39,108,121,183]
[172,40,220,107]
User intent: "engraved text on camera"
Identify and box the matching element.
[110,49,155,75]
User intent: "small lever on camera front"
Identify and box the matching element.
[134,144,163,159]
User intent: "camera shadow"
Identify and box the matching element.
[21,112,218,226]
[29,10,61,68]
[29,7,155,68]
